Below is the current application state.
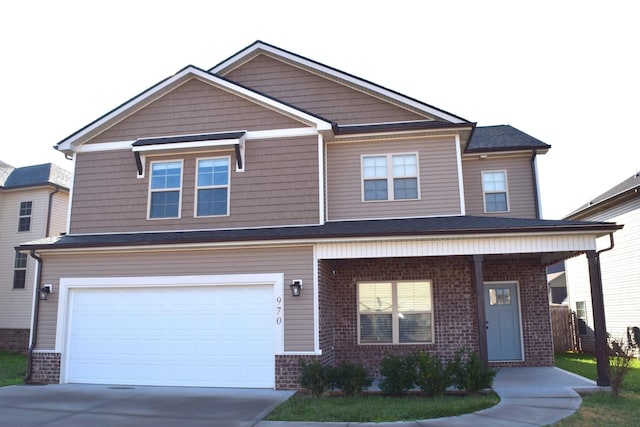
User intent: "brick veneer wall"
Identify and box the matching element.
[29,352,61,384]
[320,255,552,378]
[0,329,29,354]
[484,256,554,366]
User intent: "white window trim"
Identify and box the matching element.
[194,156,231,218]
[357,280,434,345]
[147,159,183,220]
[482,170,510,213]
[361,153,420,202]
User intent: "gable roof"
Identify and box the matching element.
[466,125,551,153]
[566,171,640,219]
[211,40,471,125]
[0,163,70,190]
[18,215,620,251]
[55,65,333,154]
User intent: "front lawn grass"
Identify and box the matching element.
[0,351,26,386]
[264,392,499,423]
[554,352,640,427]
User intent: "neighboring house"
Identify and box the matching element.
[564,171,640,354]
[18,41,620,388]
[0,161,70,353]
[547,261,567,304]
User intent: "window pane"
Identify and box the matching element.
[14,253,27,269]
[198,159,229,187]
[18,217,31,232]
[399,313,432,343]
[360,313,392,343]
[364,179,388,201]
[151,162,181,189]
[392,154,417,177]
[20,201,32,216]
[397,281,431,312]
[485,193,507,212]
[363,156,387,178]
[150,191,180,218]
[394,178,418,199]
[13,270,26,289]
[483,172,506,192]
[197,188,228,216]
[359,283,392,313]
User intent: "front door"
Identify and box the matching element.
[484,282,523,361]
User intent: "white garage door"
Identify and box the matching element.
[65,285,274,388]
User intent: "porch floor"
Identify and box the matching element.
[258,367,605,426]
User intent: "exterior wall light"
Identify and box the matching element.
[290,280,303,297]
[39,284,53,301]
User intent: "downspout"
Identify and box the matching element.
[25,250,43,383]
[531,150,541,219]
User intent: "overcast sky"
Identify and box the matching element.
[2,0,638,219]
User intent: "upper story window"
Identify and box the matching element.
[362,153,419,201]
[358,281,433,344]
[196,157,230,217]
[13,252,27,289]
[149,160,182,219]
[482,171,509,212]
[18,201,32,232]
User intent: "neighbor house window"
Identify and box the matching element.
[575,301,588,336]
[149,160,182,219]
[362,154,419,201]
[358,281,432,344]
[18,201,32,232]
[196,157,230,217]
[482,171,509,212]
[13,252,27,289]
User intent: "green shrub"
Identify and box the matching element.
[298,359,332,397]
[379,353,417,395]
[414,352,450,396]
[448,348,496,392]
[331,362,372,397]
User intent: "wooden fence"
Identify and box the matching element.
[550,304,581,353]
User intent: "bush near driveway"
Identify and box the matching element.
[0,352,26,386]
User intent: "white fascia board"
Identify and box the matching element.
[212,42,466,124]
[57,66,331,153]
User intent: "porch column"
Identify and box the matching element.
[473,255,489,367]
[586,250,610,386]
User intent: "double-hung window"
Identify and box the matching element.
[149,161,182,219]
[196,157,230,217]
[358,281,433,344]
[362,153,419,201]
[482,170,509,212]
[18,201,32,232]
[13,252,27,289]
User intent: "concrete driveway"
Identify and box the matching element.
[0,383,295,427]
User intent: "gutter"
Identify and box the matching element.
[46,187,60,237]
[531,150,541,219]
[24,250,43,383]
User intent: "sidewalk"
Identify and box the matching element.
[257,367,605,427]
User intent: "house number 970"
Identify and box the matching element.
[276,296,282,325]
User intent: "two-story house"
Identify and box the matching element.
[0,161,70,353]
[18,41,620,389]
[564,172,639,354]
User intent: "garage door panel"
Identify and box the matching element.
[66,284,275,388]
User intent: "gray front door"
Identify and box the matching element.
[485,282,523,361]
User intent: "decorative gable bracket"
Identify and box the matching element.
[132,131,246,177]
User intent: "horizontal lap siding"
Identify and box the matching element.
[224,54,429,125]
[70,136,319,233]
[89,78,305,144]
[462,156,537,218]
[37,246,315,352]
[327,137,461,220]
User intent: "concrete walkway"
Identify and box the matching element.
[257,367,605,427]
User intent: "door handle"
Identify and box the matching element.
[485,321,489,330]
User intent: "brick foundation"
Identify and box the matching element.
[0,329,29,354]
[29,352,61,384]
